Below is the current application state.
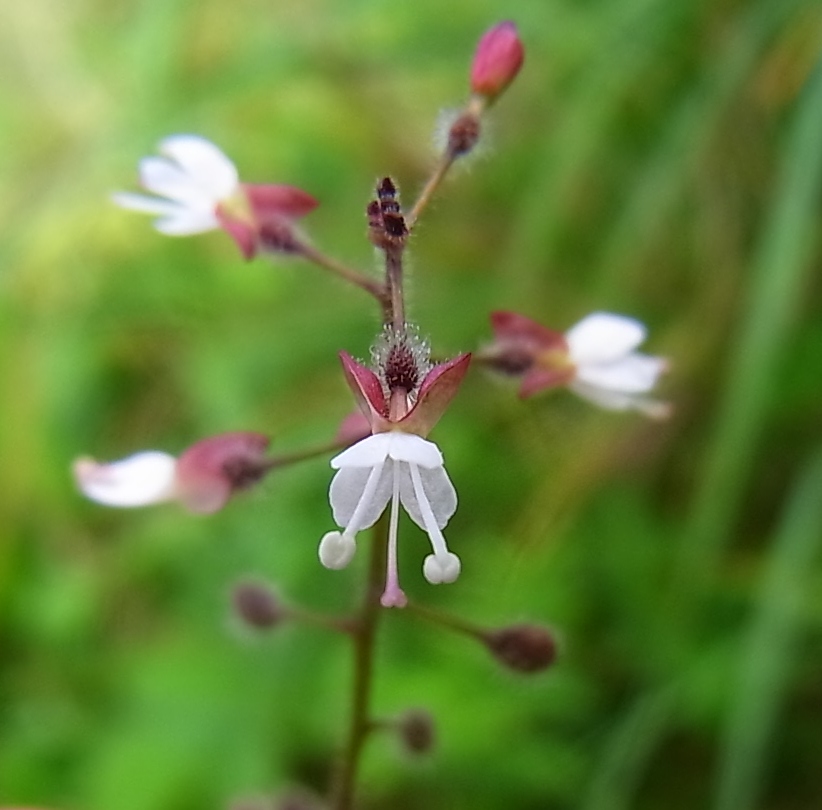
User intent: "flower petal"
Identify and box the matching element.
[153,211,221,235]
[329,463,393,530]
[331,433,391,469]
[399,462,457,530]
[111,192,183,216]
[159,135,239,200]
[74,451,177,507]
[385,432,443,468]
[569,380,671,419]
[566,312,646,365]
[138,157,211,207]
[575,352,666,394]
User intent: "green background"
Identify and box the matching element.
[2,0,822,808]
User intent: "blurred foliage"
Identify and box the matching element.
[2,0,822,808]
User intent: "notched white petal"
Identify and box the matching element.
[566,312,646,365]
[423,552,461,584]
[385,432,443,468]
[318,531,356,570]
[330,433,391,469]
[159,135,239,199]
[153,211,221,235]
[575,352,666,394]
[74,451,177,507]
[329,464,392,531]
[111,192,182,216]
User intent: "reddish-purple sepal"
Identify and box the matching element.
[175,431,270,514]
[217,213,258,260]
[244,184,319,221]
[519,367,575,398]
[400,353,471,436]
[490,311,566,351]
[339,351,389,427]
[334,411,373,447]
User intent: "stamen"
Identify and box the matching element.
[380,463,407,607]
[344,460,385,534]
[408,463,450,558]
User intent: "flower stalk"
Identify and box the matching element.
[331,514,388,810]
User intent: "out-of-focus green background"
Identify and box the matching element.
[2,0,822,808]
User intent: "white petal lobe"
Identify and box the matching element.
[385,432,443,468]
[566,312,646,365]
[331,433,391,469]
[329,464,393,531]
[74,451,177,507]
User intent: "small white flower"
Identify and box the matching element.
[565,312,670,418]
[319,431,461,607]
[112,135,241,235]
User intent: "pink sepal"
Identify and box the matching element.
[244,183,319,221]
[470,21,524,100]
[339,351,389,425]
[401,353,471,436]
[490,311,567,351]
[175,431,270,514]
[216,212,258,260]
[334,411,373,447]
[519,367,575,399]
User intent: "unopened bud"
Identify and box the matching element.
[232,579,287,629]
[484,623,558,673]
[397,709,436,754]
[470,21,524,102]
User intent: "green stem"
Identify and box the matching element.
[331,514,387,810]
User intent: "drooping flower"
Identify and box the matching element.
[484,311,670,417]
[319,328,470,607]
[112,135,318,259]
[74,431,271,514]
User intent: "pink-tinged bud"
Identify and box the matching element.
[334,411,373,447]
[470,21,524,102]
[484,623,558,673]
[176,432,271,514]
[231,579,287,629]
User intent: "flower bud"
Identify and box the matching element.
[484,623,558,673]
[470,21,524,102]
[231,579,287,629]
[397,709,436,754]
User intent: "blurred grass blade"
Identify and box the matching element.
[583,686,676,810]
[714,446,822,810]
[678,56,822,600]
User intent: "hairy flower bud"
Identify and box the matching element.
[484,623,558,673]
[470,21,524,102]
[231,579,287,629]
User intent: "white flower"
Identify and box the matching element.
[565,312,670,418]
[112,135,240,235]
[318,431,461,607]
[74,432,271,514]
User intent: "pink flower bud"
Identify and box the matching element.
[470,21,524,101]
[231,579,287,629]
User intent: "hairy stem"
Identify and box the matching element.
[331,514,387,810]
[299,242,388,306]
[385,247,405,331]
[406,153,456,230]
